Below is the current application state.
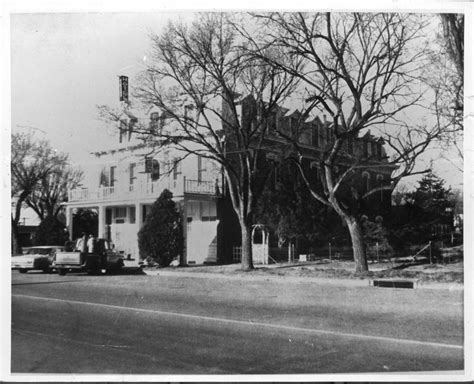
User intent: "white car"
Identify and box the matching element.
[12,246,64,274]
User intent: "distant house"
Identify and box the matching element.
[64,89,394,265]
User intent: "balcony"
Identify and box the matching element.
[68,177,218,203]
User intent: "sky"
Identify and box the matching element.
[6,5,472,225]
[10,12,180,164]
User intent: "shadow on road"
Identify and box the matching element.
[12,279,87,286]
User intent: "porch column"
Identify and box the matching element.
[136,202,143,228]
[66,206,73,240]
[98,205,106,238]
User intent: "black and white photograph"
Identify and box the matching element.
[2,1,472,381]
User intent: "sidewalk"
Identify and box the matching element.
[142,264,464,291]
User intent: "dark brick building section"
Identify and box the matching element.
[217,95,395,263]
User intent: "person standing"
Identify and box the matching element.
[87,234,96,254]
[76,232,87,253]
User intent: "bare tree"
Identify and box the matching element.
[99,13,299,270]
[434,13,464,171]
[11,132,70,254]
[25,165,83,221]
[248,12,444,272]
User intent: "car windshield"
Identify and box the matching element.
[24,248,54,255]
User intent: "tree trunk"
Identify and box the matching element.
[240,221,254,271]
[11,219,21,255]
[346,217,368,273]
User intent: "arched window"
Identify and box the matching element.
[362,171,370,192]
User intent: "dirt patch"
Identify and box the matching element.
[146,260,463,284]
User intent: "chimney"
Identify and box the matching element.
[119,75,129,102]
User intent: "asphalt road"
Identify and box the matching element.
[11,268,464,375]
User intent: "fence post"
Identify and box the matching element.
[429,241,432,264]
[329,242,332,262]
[288,243,291,264]
[376,242,380,263]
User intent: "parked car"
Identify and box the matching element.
[54,238,124,275]
[12,246,64,274]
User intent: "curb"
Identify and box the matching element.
[142,269,463,291]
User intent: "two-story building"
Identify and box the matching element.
[64,104,223,265]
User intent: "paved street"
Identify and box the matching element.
[11,269,464,375]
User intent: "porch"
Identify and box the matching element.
[68,176,219,203]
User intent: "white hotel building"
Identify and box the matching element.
[64,105,223,266]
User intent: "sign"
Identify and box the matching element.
[119,75,129,102]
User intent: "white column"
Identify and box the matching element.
[98,205,106,239]
[66,206,73,240]
[136,202,142,228]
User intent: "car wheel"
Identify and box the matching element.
[19,269,27,274]
[58,268,67,276]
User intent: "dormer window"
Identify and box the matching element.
[377,142,383,158]
[363,141,369,157]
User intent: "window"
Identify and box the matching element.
[99,169,109,187]
[366,141,372,157]
[362,171,370,192]
[200,202,217,221]
[267,111,277,133]
[110,166,117,187]
[150,112,160,132]
[128,118,137,141]
[145,157,160,181]
[129,206,136,224]
[300,124,311,145]
[198,156,207,182]
[151,160,160,181]
[115,207,127,218]
[129,163,136,185]
[173,158,182,180]
[119,120,127,143]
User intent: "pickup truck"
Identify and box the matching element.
[54,238,124,276]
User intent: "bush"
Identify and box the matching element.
[138,189,183,267]
[34,216,69,246]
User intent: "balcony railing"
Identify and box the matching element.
[68,177,218,203]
